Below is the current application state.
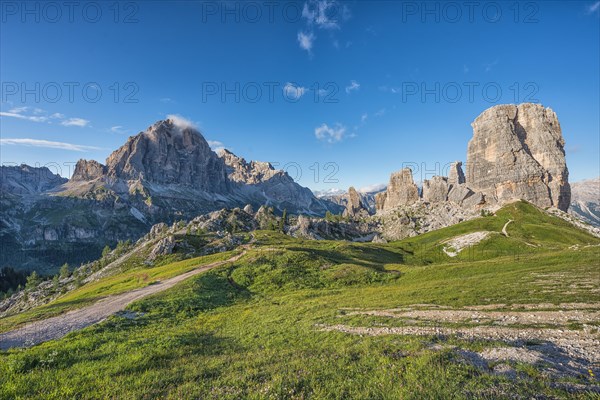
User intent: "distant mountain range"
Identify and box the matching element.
[569,177,600,227]
[0,119,342,273]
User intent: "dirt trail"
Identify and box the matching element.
[0,248,249,350]
[502,219,513,237]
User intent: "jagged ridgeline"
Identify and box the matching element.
[0,119,342,274]
[0,103,588,274]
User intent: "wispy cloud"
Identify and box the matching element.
[207,140,226,153]
[166,114,198,131]
[298,0,350,54]
[375,108,386,117]
[345,80,360,94]
[61,117,90,127]
[109,126,129,135]
[0,138,100,152]
[361,113,368,123]
[484,60,498,72]
[283,83,307,100]
[315,123,346,143]
[0,107,89,126]
[160,97,174,103]
[587,1,600,13]
[0,111,48,123]
[298,31,315,53]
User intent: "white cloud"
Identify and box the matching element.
[484,60,498,72]
[8,106,29,114]
[587,1,600,13]
[160,97,174,103]
[345,80,360,94]
[283,83,307,100]
[207,140,226,153]
[0,138,100,152]
[315,123,346,143]
[358,183,387,193]
[50,113,65,119]
[166,114,198,131]
[110,125,130,135]
[0,111,48,123]
[61,117,90,127]
[298,31,315,52]
[375,108,386,117]
[361,113,368,123]
[302,0,344,29]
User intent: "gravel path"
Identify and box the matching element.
[502,219,513,237]
[0,249,248,350]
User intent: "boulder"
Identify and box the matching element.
[422,176,449,203]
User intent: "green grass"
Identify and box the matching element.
[0,250,240,334]
[1,202,599,398]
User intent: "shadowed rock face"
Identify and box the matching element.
[105,119,230,192]
[466,103,570,211]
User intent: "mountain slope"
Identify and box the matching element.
[569,177,600,227]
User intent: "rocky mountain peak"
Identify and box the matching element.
[71,159,106,181]
[104,119,230,192]
[219,149,283,184]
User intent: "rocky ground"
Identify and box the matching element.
[319,302,600,389]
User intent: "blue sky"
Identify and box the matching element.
[1,0,599,192]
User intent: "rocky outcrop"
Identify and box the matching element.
[219,149,336,215]
[375,168,419,211]
[71,159,106,181]
[342,187,370,218]
[376,103,570,214]
[466,103,570,211]
[422,176,449,203]
[448,161,465,186]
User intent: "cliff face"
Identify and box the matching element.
[105,119,230,193]
[376,103,571,213]
[466,103,570,211]
[375,168,420,211]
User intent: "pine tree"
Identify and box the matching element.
[26,271,41,290]
[102,245,111,258]
[60,263,70,279]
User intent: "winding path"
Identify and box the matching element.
[0,248,249,350]
[502,219,513,237]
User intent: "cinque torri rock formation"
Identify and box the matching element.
[466,103,570,211]
[376,103,571,214]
